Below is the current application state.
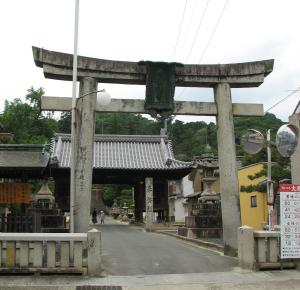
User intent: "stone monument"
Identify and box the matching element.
[178,148,222,239]
[27,181,66,232]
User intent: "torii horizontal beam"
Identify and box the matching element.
[33,47,274,88]
[41,96,264,116]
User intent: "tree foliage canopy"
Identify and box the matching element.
[0,87,58,144]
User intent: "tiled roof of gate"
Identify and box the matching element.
[50,133,192,170]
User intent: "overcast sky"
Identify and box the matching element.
[0,0,299,123]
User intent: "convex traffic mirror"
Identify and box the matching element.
[241,125,299,157]
[276,124,298,157]
[240,129,265,154]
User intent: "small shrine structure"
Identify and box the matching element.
[27,181,66,232]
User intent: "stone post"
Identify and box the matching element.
[87,228,102,276]
[134,183,143,222]
[163,180,169,222]
[214,82,241,256]
[238,226,255,270]
[289,113,300,184]
[145,177,154,231]
[73,77,97,233]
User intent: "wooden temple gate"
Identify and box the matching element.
[33,46,273,255]
[49,133,191,225]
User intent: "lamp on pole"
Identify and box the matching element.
[70,1,111,233]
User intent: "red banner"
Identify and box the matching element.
[280,184,300,193]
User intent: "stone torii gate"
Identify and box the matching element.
[33,46,273,255]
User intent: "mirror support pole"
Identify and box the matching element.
[267,129,274,229]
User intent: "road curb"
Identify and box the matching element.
[154,230,224,253]
[2,271,300,290]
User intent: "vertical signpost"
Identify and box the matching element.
[280,184,300,258]
[145,177,154,231]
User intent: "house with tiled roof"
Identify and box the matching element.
[0,144,49,179]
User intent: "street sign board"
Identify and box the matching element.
[280,184,300,258]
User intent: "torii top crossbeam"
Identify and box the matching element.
[33,46,273,88]
[33,47,273,117]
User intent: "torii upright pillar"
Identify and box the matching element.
[214,83,240,255]
[72,77,97,233]
[33,46,273,255]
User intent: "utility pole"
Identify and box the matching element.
[267,129,274,229]
[70,0,80,233]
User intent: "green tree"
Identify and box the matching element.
[101,184,133,207]
[0,87,58,144]
[58,112,71,133]
[102,186,115,206]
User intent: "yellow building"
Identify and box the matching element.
[188,162,268,230]
[238,163,268,230]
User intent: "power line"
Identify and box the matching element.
[185,0,210,63]
[265,87,300,113]
[177,0,229,99]
[197,0,229,63]
[171,0,188,61]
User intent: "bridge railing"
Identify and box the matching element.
[0,229,101,275]
[238,226,295,270]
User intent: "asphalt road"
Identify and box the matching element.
[91,217,237,276]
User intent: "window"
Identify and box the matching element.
[205,169,213,177]
[250,196,257,207]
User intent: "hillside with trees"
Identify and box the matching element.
[0,88,286,162]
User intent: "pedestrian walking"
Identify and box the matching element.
[100,210,105,224]
[92,208,97,224]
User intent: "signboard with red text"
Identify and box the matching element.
[280,184,300,258]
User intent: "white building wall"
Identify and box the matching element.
[169,175,194,223]
[289,113,300,184]
[182,175,194,197]
[174,198,186,223]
